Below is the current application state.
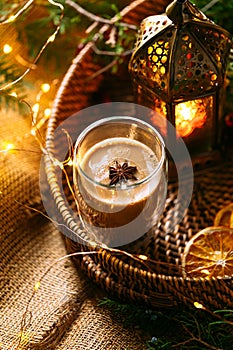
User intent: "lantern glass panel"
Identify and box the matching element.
[151,95,214,155]
[175,96,214,155]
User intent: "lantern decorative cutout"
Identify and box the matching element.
[128,0,232,160]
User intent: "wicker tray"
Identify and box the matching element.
[44,0,233,310]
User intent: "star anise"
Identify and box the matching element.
[109,160,137,186]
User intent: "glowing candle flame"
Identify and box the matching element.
[153,98,208,137]
[175,100,207,137]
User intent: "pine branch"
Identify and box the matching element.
[65,0,149,79]
[98,297,233,349]
[66,0,137,30]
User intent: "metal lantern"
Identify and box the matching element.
[129,0,232,161]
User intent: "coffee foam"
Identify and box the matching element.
[78,137,162,210]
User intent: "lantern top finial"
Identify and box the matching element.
[166,0,186,25]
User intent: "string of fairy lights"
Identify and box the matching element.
[0,1,232,348]
[0,0,64,156]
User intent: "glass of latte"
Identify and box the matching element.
[73,116,167,248]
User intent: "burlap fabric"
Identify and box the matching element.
[0,111,147,349]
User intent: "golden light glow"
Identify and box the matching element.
[41,83,51,93]
[34,281,41,291]
[147,41,169,78]
[44,108,51,117]
[7,15,16,23]
[200,269,211,275]
[48,34,56,43]
[138,254,148,261]
[154,98,208,137]
[1,142,15,153]
[3,44,13,54]
[9,92,18,98]
[175,100,207,137]
[67,159,73,167]
[30,129,36,137]
[194,301,204,309]
[5,143,14,151]
[32,103,39,114]
[18,331,30,346]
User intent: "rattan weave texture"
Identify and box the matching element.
[44,0,233,311]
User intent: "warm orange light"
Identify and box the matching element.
[44,108,51,117]
[154,98,207,137]
[18,331,30,346]
[34,281,41,291]
[9,92,18,98]
[5,143,14,151]
[194,301,204,309]
[175,100,207,137]
[7,15,16,23]
[67,159,73,167]
[41,83,51,93]
[48,34,56,43]
[3,44,13,54]
[32,103,40,114]
[138,254,148,261]
[1,142,15,153]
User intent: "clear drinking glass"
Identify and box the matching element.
[73,116,167,247]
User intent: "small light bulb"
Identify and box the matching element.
[44,108,51,117]
[9,92,18,98]
[138,255,148,261]
[8,15,16,23]
[194,301,204,309]
[41,83,50,93]
[48,34,56,43]
[1,143,15,153]
[5,143,14,151]
[3,44,13,54]
[34,281,41,291]
[30,129,36,137]
[32,103,40,113]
